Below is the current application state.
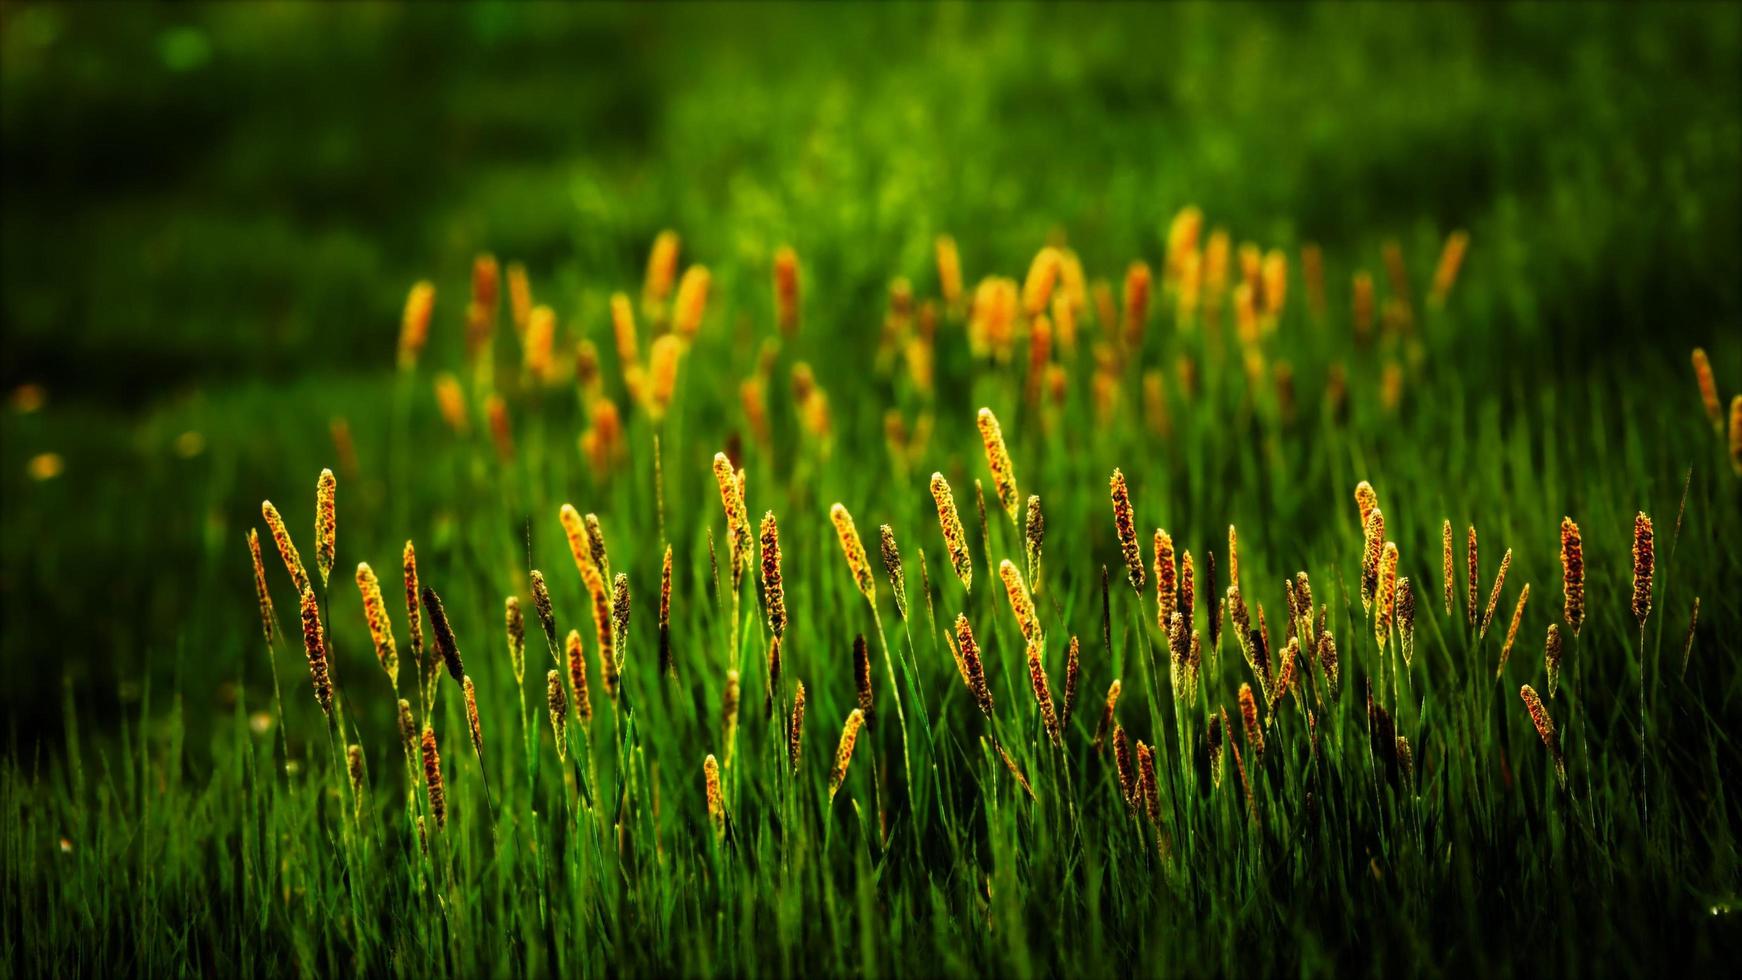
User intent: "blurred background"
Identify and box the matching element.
[2,2,1738,744]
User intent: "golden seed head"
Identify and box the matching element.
[1122,261,1152,350]
[714,452,750,590]
[1442,519,1455,617]
[463,675,484,754]
[1022,246,1062,317]
[314,469,336,586]
[1180,551,1196,639]
[830,503,876,603]
[523,305,556,381]
[1497,583,1530,678]
[1095,678,1122,751]
[503,598,527,683]
[398,280,435,369]
[1429,229,1469,308]
[999,559,1040,645]
[1317,629,1340,695]
[828,709,865,802]
[976,408,1021,522]
[1354,481,1379,529]
[1397,576,1416,668]
[643,230,680,307]
[1692,347,1722,431]
[1136,740,1161,825]
[610,573,630,668]
[559,504,604,596]
[1109,468,1144,593]
[261,500,310,596]
[647,334,683,420]
[397,698,417,752]
[672,265,711,340]
[299,585,332,716]
[1632,512,1654,627]
[1360,508,1385,614]
[659,545,674,677]
[356,562,399,689]
[434,373,468,435]
[1374,542,1399,648]
[484,394,513,462]
[930,472,974,591]
[610,292,639,367]
[1466,524,1480,629]
[1560,517,1585,637]
[935,235,963,306]
[1153,529,1176,632]
[247,529,275,644]
[403,540,423,663]
[1730,395,1742,475]
[1238,682,1264,761]
[592,580,617,700]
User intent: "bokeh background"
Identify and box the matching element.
[3,2,1738,743]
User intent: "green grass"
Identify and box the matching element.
[3,3,1741,976]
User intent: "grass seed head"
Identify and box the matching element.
[298,585,333,716]
[704,754,726,841]
[722,669,741,761]
[1429,229,1469,308]
[828,709,865,803]
[1094,678,1121,751]
[434,374,468,435]
[879,524,907,621]
[1062,635,1081,728]
[1360,508,1385,615]
[546,670,568,762]
[1692,347,1722,432]
[955,613,995,719]
[935,235,963,306]
[1238,682,1265,761]
[1442,520,1455,617]
[530,570,557,652]
[759,512,786,637]
[1109,468,1144,593]
[1519,684,1566,787]
[1122,261,1152,350]
[773,245,801,336]
[714,453,750,590]
[1027,637,1061,746]
[247,529,275,644]
[1466,525,1479,630]
[999,559,1040,645]
[403,540,424,671]
[1560,517,1585,637]
[421,586,465,683]
[1355,480,1379,529]
[672,265,711,341]
[853,635,875,729]
[463,675,484,754]
[610,291,639,367]
[1480,547,1512,641]
[346,744,365,820]
[1136,741,1161,825]
[1397,576,1416,668]
[1022,246,1062,316]
[930,473,974,591]
[421,723,446,829]
[789,680,807,774]
[1113,724,1136,808]
[1374,542,1399,649]
[830,503,876,604]
[314,469,336,586]
[1731,395,1742,475]
[356,562,399,688]
[1632,512,1654,628]
[977,408,1021,522]
[610,574,630,667]
[566,630,592,725]
[1544,624,1564,699]
[398,280,434,370]
[648,334,682,420]
[1024,494,1045,591]
[643,230,680,309]
[261,500,310,596]
[1497,583,1529,678]
[1154,529,1177,632]
[659,545,674,677]
[559,504,603,595]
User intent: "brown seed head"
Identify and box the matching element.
[247,529,275,644]
[1544,624,1564,699]
[1238,682,1264,761]
[1397,576,1416,668]
[1122,261,1152,350]
[773,245,801,336]
[529,570,557,653]
[610,574,630,668]
[1027,637,1061,746]
[566,630,592,726]
[463,675,484,754]
[1136,741,1161,825]
[1024,495,1045,591]
[592,583,617,700]
[879,524,907,621]
[1317,630,1340,696]
[1113,724,1137,808]
[999,559,1041,645]
[853,635,875,729]
[1109,468,1144,593]
[299,585,332,715]
[1692,348,1722,431]
[420,723,446,829]
[759,512,786,637]
[1730,395,1742,475]
[543,670,568,762]
[1180,551,1197,639]
[1632,512,1654,628]
[1481,548,1512,641]
[261,500,309,596]
[955,613,995,719]
[421,586,464,683]
[1227,523,1240,592]
[1560,517,1585,637]
[1466,525,1480,629]
[500,596,524,685]
[1519,684,1566,786]
[1360,508,1385,614]
[1061,635,1082,729]
[403,541,424,665]
[789,680,808,775]
[1094,678,1121,751]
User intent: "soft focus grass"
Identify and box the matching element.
[2,3,1740,976]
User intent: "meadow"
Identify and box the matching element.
[3,4,1740,977]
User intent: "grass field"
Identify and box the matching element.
[3,3,1741,976]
